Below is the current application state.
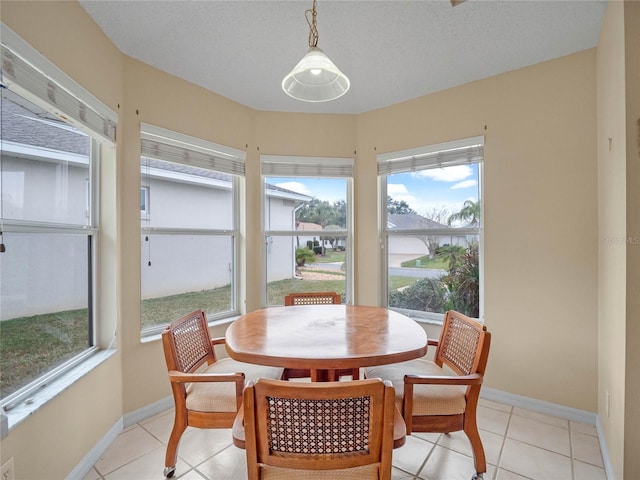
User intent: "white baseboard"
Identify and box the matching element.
[596,415,617,480]
[123,395,174,428]
[65,397,172,480]
[65,417,123,480]
[481,387,597,424]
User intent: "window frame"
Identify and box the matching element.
[139,124,245,337]
[0,24,117,414]
[378,136,484,324]
[261,155,354,306]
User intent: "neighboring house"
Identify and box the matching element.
[264,184,312,281]
[1,97,91,320]
[387,213,471,257]
[0,95,309,319]
[296,221,327,249]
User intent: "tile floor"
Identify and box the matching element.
[84,398,607,480]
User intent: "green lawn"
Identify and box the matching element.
[1,271,415,399]
[314,250,345,263]
[400,255,448,270]
[0,309,89,397]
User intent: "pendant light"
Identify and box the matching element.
[281,0,350,102]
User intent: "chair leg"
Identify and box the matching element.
[164,414,187,477]
[464,417,486,475]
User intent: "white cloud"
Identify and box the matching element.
[275,181,311,195]
[387,183,409,196]
[451,179,477,190]
[415,165,473,182]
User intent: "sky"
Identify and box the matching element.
[267,162,479,220]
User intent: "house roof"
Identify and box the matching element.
[1,90,89,156]
[387,213,448,230]
[296,222,322,231]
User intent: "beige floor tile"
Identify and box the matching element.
[570,420,598,437]
[392,467,416,479]
[175,427,235,467]
[413,431,442,443]
[196,445,247,479]
[94,425,163,476]
[512,408,569,429]
[507,415,570,456]
[477,405,511,435]
[104,445,189,480]
[178,470,208,480]
[81,467,101,480]
[571,431,604,467]
[479,398,513,413]
[573,460,607,480]
[500,438,572,480]
[139,408,175,443]
[436,429,504,466]
[417,445,496,480]
[495,468,532,479]
[392,435,434,475]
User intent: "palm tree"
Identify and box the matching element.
[448,200,480,227]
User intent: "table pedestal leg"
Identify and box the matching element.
[311,369,339,382]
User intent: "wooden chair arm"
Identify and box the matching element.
[168,370,245,383]
[232,407,246,449]
[211,337,226,346]
[428,339,439,347]
[404,372,483,386]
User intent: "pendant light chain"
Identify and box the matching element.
[306,0,319,48]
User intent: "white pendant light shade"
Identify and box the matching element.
[282,47,350,102]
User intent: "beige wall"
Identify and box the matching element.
[358,51,599,410]
[623,2,640,478]
[597,2,627,477]
[597,1,640,478]
[1,1,625,478]
[1,2,125,479]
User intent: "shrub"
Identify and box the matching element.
[389,277,446,313]
[441,244,479,317]
[295,247,317,267]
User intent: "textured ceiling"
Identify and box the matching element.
[80,0,606,114]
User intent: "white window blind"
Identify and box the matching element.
[1,31,117,144]
[141,126,245,176]
[261,155,353,178]
[377,136,484,175]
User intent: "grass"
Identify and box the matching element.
[1,271,414,399]
[0,309,89,397]
[400,255,448,270]
[313,250,345,264]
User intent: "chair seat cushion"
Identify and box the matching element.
[260,463,379,479]
[186,359,283,412]
[364,358,466,415]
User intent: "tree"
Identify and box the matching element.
[441,243,479,317]
[387,196,416,215]
[447,200,480,227]
[422,206,449,258]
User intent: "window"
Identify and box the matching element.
[378,137,483,322]
[140,186,149,217]
[262,155,353,305]
[140,124,245,335]
[0,34,116,409]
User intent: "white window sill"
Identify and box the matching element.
[1,349,117,436]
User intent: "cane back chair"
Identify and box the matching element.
[364,310,491,480]
[282,291,360,381]
[161,310,283,478]
[234,378,399,480]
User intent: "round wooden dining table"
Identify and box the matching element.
[225,304,428,381]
